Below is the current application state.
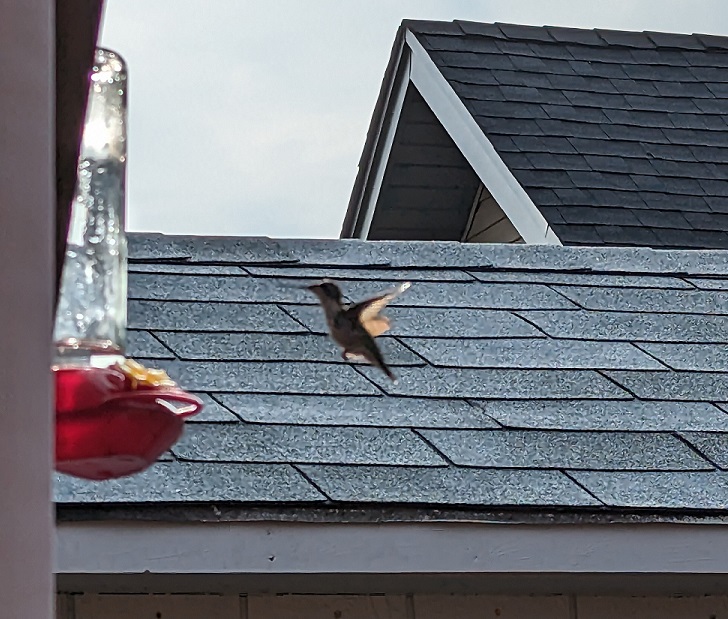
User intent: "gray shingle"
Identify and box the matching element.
[696,33,728,50]
[474,400,728,432]
[582,155,657,175]
[637,343,728,371]
[300,465,599,506]
[519,310,728,343]
[567,138,646,158]
[158,360,382,395]
[54,462,323,503]
[552,224,604,244]
[645,31,705,50]
[535,119,610,140]
[607,78,660,96]
[289,241,477,270]
[179,236,298,264]
[155,331,423,366]
[453,21,506,38]
[217,394,497,428]
[632,209,693,230]
[420,429,711,470]
[564,91,630,110]
[568,60,627,79]
[437,51,515,70]
[127,330,174,359]
[284,305,545,339]
[422,35,497,54]
[684,212,728,231]
[459,245,728,276]
[595,29,654,48]
[243,266,474,282]
[596,225,661,246]
[628,94,701,113]
[571,470,728,509]
[359,366,631,399]
[654,81,714,98]
[469,100,547,120]
[128,273,313,304]
[513,135,578,153]
[491,70,552,89]
[265,238,396,267]
[655,228,728,249]
[547,26,604,46]
[408,21,466,36]
[128,263,246,275]
[403,338,665,370]
[468,270,692,289]
[555,286,728,314]
[337,280,578,310]
[127,233,192,260]
[524,152,592,171]
[681,432,728,469]
[128,234,299,264]
[606,371,728,401]
[641,193,711,213]
[706,196,728,212]
[499,23,555,42]
[186,394,241,423]
[173,424,445,466]
[128,300,308,333]
[687,278,728,290]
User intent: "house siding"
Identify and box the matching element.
[57,593,728,619]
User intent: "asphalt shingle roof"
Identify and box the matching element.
[55,234,728,520]
[406,20,728,249]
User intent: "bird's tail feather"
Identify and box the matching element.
[382,364,397,384]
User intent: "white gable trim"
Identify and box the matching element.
[57,520,728,594]
[405,31,561,245]
[357,49,412,239]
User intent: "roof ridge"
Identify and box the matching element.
[402,19,728,52]
[127,232,728,278]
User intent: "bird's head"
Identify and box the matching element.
[306,279,343,303]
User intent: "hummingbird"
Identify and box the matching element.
[306,280,411,382]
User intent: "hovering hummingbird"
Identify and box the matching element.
[306,280,411,382]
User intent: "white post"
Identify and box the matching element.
[0,1,55,618]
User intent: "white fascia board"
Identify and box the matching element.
[58,520,728,579]
[405,30,561,246]
[356,48,412,239]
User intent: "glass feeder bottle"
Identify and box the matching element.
[53,49,128,368]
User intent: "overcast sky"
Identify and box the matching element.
[101,1,728,239]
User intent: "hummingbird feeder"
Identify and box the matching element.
[53,49,202,481]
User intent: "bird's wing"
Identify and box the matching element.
[348,282,411,337]
[362,316,391,338]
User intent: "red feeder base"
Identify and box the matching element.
[54,366,203,481]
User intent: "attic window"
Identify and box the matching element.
[462,184,524,244]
